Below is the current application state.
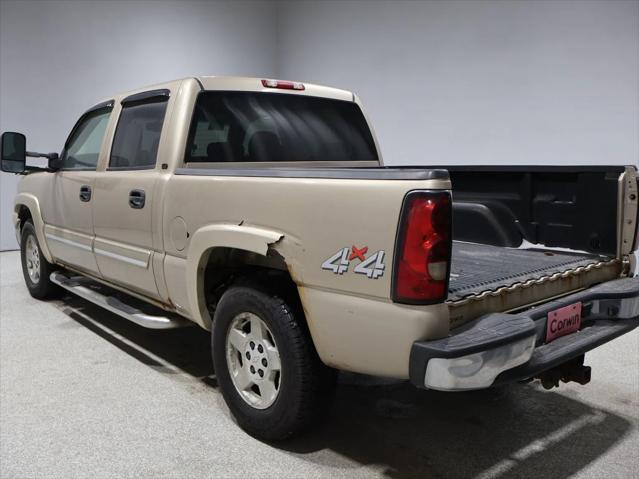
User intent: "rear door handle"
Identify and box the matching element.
[79,185,91,202]
[129,189,145,209]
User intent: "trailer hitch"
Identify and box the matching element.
[537,355,591,390]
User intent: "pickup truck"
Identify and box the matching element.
[2,76,638,440]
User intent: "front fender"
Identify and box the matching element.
[14,193,53,262]
[185,223,284,329]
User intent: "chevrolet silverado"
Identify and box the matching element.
[2,76,637,440]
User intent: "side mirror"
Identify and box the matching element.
[1,132,26,173]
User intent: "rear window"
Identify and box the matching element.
[110,98,168,170]
[184,92,378,163]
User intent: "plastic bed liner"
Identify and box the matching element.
[448,241,611,302]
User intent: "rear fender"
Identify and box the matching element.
[185,223,284,329]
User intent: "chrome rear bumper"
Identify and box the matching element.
[409,278,639,391]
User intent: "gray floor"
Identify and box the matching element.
[1,250,637,479]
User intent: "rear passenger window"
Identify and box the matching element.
[109,98,168,169]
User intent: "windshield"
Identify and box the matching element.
[184,92,378,163]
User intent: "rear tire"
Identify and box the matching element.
[20,220,59,299]
[212,284,335,440]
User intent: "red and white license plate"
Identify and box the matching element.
[546,302,582,343]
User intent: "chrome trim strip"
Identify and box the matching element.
[45,233,92,252]
[94,247,148,268]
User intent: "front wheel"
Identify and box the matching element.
[20,220,60,299]
[212,285,335,440]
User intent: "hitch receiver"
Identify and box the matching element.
[537,355,591,390]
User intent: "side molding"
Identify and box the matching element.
[185,224,284,329]
[14,193,53,262]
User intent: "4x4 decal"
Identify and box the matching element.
[321,246,385,279]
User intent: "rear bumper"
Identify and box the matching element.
[409,278,639,391]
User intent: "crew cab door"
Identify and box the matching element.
[40,102,114,274]
[92,91,170,300]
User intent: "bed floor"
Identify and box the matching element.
[448,241,609,301]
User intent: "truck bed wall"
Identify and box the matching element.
[436,166,625,256]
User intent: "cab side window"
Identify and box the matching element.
[109,96,168,170]
[62,107,112,170]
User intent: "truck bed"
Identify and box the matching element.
[448,241,611,302]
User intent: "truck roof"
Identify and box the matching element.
[105,76,355,106]
[197,76,355,102]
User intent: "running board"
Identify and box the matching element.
[50,271,191,329]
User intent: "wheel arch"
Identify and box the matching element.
[14,193,53,262]
[185,224,297,330]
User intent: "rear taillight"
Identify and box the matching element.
[392,191,452,304]
[261,79,305,90]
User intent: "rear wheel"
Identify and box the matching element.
[212,284,335,440]
[20,220,59,299]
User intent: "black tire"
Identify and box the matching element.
[212,284,335,440]
[20,220,60,299]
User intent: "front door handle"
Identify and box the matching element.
[129,189,145,209]
[79,185,91,202]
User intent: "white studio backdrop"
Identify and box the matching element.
[277,0,638,168]
[0,0,278,250]
[1,0,637,250]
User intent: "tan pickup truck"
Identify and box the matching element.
[2,76,638,440]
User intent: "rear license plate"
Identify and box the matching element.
[546,302,582,343]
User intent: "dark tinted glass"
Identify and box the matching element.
[110,99,167,169]
[63,108,111,170]
[185,92,378,163]
[1,132,26,172]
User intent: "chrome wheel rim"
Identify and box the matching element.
[226,312,282,409]
[25,234,41,283]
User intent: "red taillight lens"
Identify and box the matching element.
[261,79,305,90]
[393,191,452,303]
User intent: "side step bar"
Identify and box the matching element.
[50,271,191,330]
